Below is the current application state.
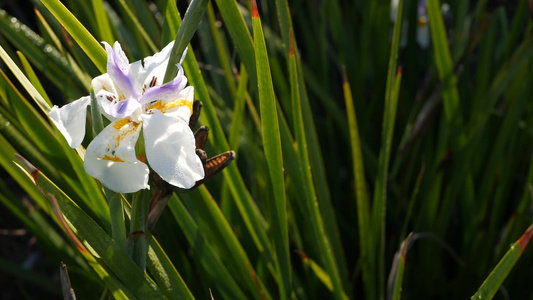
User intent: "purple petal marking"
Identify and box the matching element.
[99,97,141,119]
[138,75,187,105]
[103,42,139,100]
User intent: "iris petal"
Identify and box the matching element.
[103,42,139,100]
[84,118,149,193]
[142,110,204,189]
[49,96,90,148]
[139,75,187,105]
[98,94,141,120]
[131,41,175,90]
[144,86,194,124]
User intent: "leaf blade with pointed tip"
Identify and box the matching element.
[471,224,533,299]
[252,2,291,299]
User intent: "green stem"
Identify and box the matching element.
[163,0,209,83]
[105,187,127,251]
[128,190,148,271]
[90,87,104,137]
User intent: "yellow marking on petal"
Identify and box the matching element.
[103,155,125,162]
[113,118,131,130]
[112,119,140,147]
[148,99,192,114]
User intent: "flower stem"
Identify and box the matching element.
[105,187,127,251]
[163,0,209,84]
[128,190,149,271]
[90,87,104,137]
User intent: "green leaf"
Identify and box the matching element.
[16,157,163,299]
[181,187,272,299]
[251,2,291,299]
[426,0,463,148]
[275,0,350,290]
[287,32,345,299]
[16,52,52,107]
[161,0,181,44]
[146,235,195,300]
[40,0,107,72]
[167,192,251,300]
[228,64,249,152]
[295,252,349,300]
[163,0,209,83]
[115,0,158,53]
[342,66,371,295]
[471,224,533,299]
[371,0,403,297]
[91,0,115,43]
[0,44,51,113]
[388,233,412,300]
[0,57,109,226]
[213,0,256,86]
[169,7,276,282]
[0,9,87,97]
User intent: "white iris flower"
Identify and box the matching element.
[49,41,205,193]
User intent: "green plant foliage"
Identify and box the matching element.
[1,0,533,299]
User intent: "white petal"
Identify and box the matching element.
[103,42,139,100]
[49,96,90,148]
[142,111,204,189]
[92,74,119,96]
[169,86,194,123]
[143,86,194,124]
[84,119,149,193]
[130,41,178,93]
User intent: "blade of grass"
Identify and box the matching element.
[163,1,277,282]
[288,34,345,299]
[33,9,93,90]
[146,233,195,300]
[228,65,248,152]
[388,233,412,300]
[16,157,163,299]
[252,2,290,298]
[471,224,533,299]
[206,2,237,98]
[167,193,251,300]
[0,58,109,227]
[16,52,52,107]
[371,0,404,297]
[276,0,350,288]
[426,0,464,149]
[0,9,87,97]
[163,0,209,83]
[91,0,115,43]
[129,0,161,46]
[115,0,158,53]
[180,187,272,299]
[40,0,107,72]
[342,66,371,296]
[161,0,180,44]
[295,251,349,300]
[0,44,51,113]
[213,0,257,86]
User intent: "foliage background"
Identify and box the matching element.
[1,0,533,299]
